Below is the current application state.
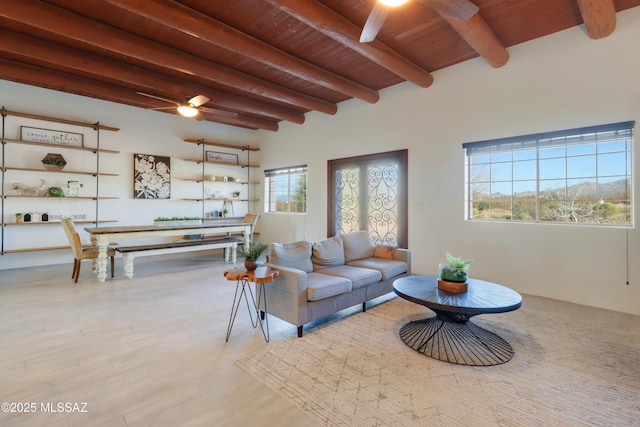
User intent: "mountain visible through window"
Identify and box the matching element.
[463,122,634,226]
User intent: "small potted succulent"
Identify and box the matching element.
[41,153,67,170]
[439,252,472,283]
[47,186,65,197]
[238,241,269,272]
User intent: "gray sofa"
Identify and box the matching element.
[262,231,411,337]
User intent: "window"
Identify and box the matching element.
[264,165,307,213]
[328,150,408,247]
[463,121,634,225]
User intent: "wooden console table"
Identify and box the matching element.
[85,221,252,282]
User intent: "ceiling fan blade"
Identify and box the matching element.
[422,0,479,20]
[360,2,389,43]
[188,94,209,107]
[200,106,239,118]
[136,91,180,106]
[148,106,177,111]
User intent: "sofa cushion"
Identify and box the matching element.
[315,265,382,290]
[306,272,352,301]
[311,236,345,270]
[373,244,396,260]
[347,258,408,281]
[269,241,313,273]
[342,230,374,262]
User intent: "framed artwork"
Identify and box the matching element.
[206,151,238,164]
[21,126,83,147]
[133,153,171,199]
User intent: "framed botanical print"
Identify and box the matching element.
[133,153,171,199]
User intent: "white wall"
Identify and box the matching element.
[0,81,257,270]
[257,8,640,315]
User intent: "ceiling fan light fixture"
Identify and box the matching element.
[177,105,199,117]
[378,0,409,7]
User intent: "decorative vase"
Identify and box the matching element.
[438,263,468,283]
[42,164,64,171]
[438,263,469,293]
[41,153,67,170]
[254,266,268,278]
[244,258,257,272]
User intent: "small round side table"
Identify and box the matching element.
[223,268,279,342]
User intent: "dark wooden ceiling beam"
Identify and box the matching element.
[199,111,277,132]
[103,0,379,104]
[576,0,617,39]
[0,29,304,125]
[0,0,337,116]
[256,0,434,88]
[0,58,279,131]
[433,9,510,68]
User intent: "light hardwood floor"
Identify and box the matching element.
[0,251,318,426]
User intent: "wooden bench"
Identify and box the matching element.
[116,236,242,279]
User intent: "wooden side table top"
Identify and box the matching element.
[224,268,279,284]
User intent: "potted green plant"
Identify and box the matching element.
[153,216,202,226]
[238,241,269,271]
[232,191,241,199]
[47,186,65,197]
[41,153,67,170]
[439,252,472,283]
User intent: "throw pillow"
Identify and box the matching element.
[373,245,396,260]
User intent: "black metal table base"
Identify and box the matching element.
[399,312,513,366]
[226,279,269,342]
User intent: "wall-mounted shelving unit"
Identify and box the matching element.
[1,107,120,254]
[182,139,260,219]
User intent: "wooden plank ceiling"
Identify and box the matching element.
[0,0,638,131]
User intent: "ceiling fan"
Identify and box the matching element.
[360,0,480,43]
[137,92,238,119]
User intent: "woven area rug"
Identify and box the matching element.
[236,295,640,426]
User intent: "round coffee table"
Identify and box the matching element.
[393,275,522,366]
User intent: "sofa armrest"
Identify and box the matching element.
[393,248,411,276]
[264,263,308,294]
[262,263,310,327]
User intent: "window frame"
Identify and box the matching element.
[463,121,634,226]
[264,164,307,214]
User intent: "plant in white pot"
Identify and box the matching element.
[439,252,473,283]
